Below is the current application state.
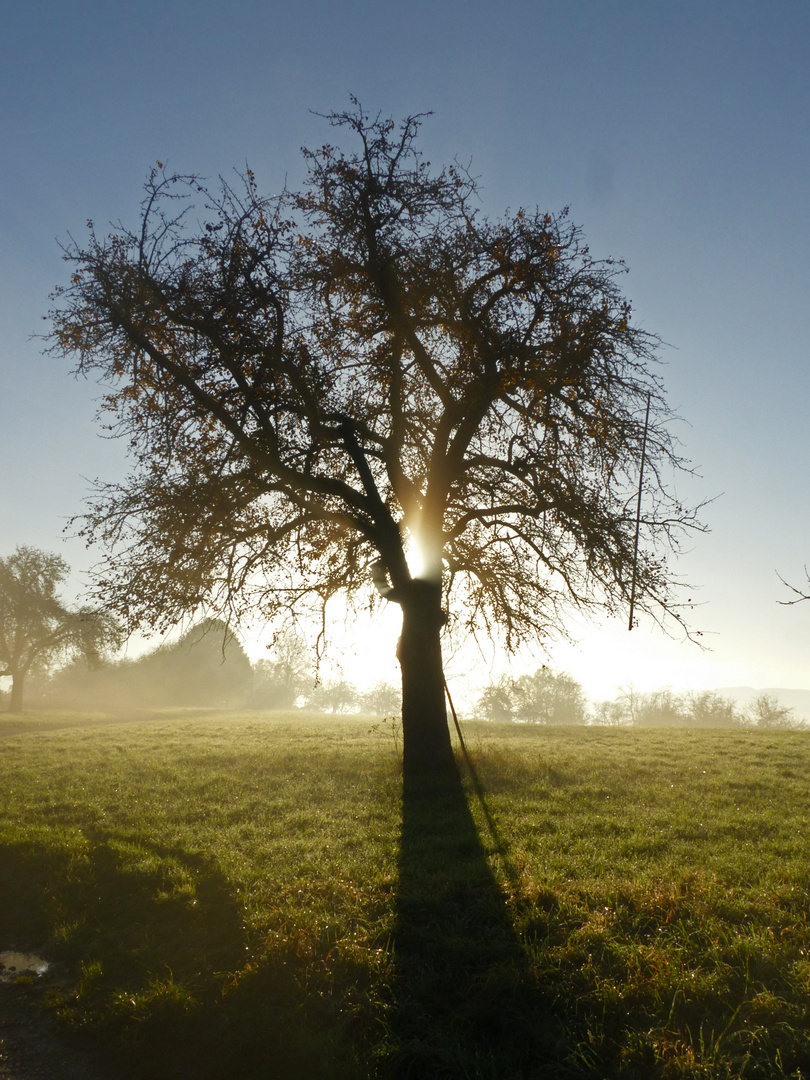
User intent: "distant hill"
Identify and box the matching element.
[716,686,810,722]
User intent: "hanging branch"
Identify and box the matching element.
[628,391,652,631]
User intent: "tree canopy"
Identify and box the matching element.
[50,103,702,767]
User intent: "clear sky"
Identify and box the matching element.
[2,0,808,701]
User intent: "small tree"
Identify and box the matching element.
[635,687,684,726]
[747,692,796,730]
[253,626,313,708]
[362,680,401,716]
[476,674,516,722]
[50,103,702,771]
[307,678,358,714]
[616,684,642,726]
[591,698,631,726]
[685,691,739,728]
[512,667,587,724]
[476,667,586,723]
[0,546,119,712]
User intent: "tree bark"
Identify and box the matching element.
[8,673,24,714]
[397,580,454,775]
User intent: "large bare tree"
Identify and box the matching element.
[50,104,701,770]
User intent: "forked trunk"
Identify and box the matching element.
[397,579,454,774]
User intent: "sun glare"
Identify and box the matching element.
[405,537,429,579]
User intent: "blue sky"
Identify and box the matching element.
[2,0,809,698]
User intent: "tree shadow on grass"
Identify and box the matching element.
[390,757,566,1078]
[0,835,365,1080]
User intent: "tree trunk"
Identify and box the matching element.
[397,580,454,774]
[8,673,24,713]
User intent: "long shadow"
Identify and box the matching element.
[391,757,565,1078]
[4,756,580,1079]
[0,834,363,1080]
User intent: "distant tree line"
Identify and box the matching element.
[43,618,254,710]
[0,546,404,715]
[592,687,801,729]
[13,614,401,717]
[475,672,805,729]
[2,548,804,729]
[251,630,401,715]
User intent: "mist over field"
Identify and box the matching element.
[5,617,807,731]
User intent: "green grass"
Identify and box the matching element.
[1,710,809,1078]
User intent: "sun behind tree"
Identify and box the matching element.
[50,102,702,771]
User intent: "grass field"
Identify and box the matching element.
[1,709,809,1078]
